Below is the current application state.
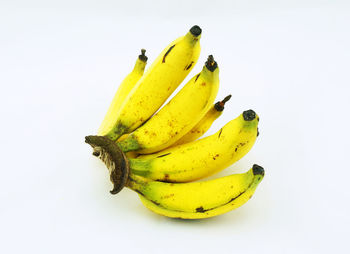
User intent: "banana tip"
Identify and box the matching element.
[252,164,264,176]
[214,94,232,111]
[139,49,148,62]
[190,25,202,37]
[205,55,218,72]
[243,109,256,121]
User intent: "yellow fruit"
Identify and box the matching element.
[103,26,202,140]
[117,55,219,154]
[128,165,264,219]
[98,49,147,135]
[129,110,259,182]
[171,94,231,146]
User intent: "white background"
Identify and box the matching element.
[1,0,350,253]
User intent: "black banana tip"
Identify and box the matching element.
[139,49,148,62]
[243,109,256,121]
[214,94,232,111]
[205,55,218,72]
[190,25,202,37]
[252,164,265,176]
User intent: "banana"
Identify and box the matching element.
[129,110,259,182]
[171,94,231,146]
[98,49,148,135]
[102,25,202,140]
[117,55,220,154]
[128,165,264,219]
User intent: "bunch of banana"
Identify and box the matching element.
[85,25,265,220]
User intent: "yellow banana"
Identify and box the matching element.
[117,55,220,154]
[128,165,264,219]
[171,94,231,146]
[98,49,148,135]
[129,110,259,182]
[102,25,202,140]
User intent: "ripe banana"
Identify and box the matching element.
[171,94,231,146]
[128,165,265,219]
[117,55,220,154]
[98,49,148,135]
[129,109,259,182]
[102,25,202,140]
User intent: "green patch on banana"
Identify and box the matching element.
[117,136,142,152]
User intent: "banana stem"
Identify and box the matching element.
[214,94,232,111]
[139,49,148,62]
[205,55,217,72]
[85,135,130,194]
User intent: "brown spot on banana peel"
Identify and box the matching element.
[85,135,129,195]
[161,193,174,199]
[162,45,175,63]
[234,142,246,152]
[164,174,170,181]
[195,74,200,82]
[212,154,219,160]
[184,61,194,70]
[218,128,223,138]
[156,153,171,158]
[150,199,161,206]
[196,207,205,213]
